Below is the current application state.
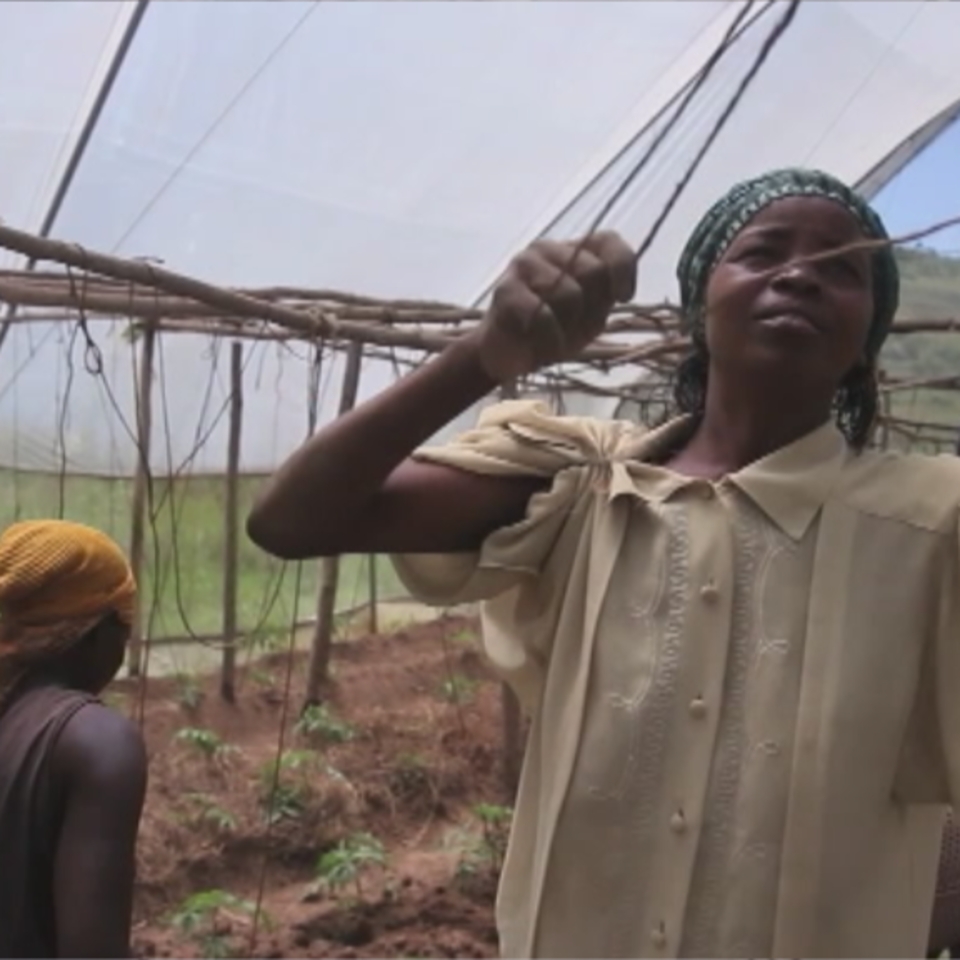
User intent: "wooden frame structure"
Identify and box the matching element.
[1,222,959,792]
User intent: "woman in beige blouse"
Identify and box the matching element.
[250,168,960,959]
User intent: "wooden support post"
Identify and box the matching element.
[220,341,243,702]
[367,554,378,635]
[502,680,523,797]
[303,342,364,708]
[127,322,156,677]
[878,370,892,451]
[497,379,525,796]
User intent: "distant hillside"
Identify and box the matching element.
[881,246,960,447]
[892,246,960,319]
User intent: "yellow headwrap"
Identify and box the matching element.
[0,520,136,630]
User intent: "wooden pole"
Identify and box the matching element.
[367,554,378,635]
[878,370,892,451]
[220,341,244,702]
[0,222,462,352]
[497,380,524,797]
[303,342,364,708]
[0,223,656,362]
[502,682,523,797]
[127,323,156,677]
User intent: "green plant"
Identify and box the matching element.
[438,673,477,705]
[101,691,127,713]
[441,825,477,857]
[175,726,236,761]
[398,751,424,767]
[248,667,274,688]
[449,626,478,646]
[276,748,317,772]
[183,793,237,833]
[473,803,512,871]
[295,703,356,744]
[248,626,286,655]
[169,889,263,958]
[389,753,433,799]
[174,672,203,711]
[258,749,320,824]
[450,804,513,886]
[315,832,386,899]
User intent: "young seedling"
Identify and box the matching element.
[169,889,264,959]
[101,690,128,713]
[449,627,478,646]
[451,804,514,890]
[295,703,356,744]
[175,726,237,763]
[183,792,237,834]
[438,673,477,705]
[174,672,203,712]
[248,626,287,655]
[473,803,512,873]
[248,667,275,688]
[314,832,386,901]
[258,749,319,824]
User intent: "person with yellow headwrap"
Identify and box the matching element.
[0,519,147,959]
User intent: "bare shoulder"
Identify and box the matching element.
[52,702,147,791]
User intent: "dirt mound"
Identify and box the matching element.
[114,613,510,958]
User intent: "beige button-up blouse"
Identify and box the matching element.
[392,400,960,959]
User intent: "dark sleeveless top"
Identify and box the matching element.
[0,678,96,958]
[931,812,960,956]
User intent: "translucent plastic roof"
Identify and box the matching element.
[2,0,960,476]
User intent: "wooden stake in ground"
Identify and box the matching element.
[303,341,364,709]
[220,341,244,702]
[878,370,892,452]
[127,323,156,677]
[498,380,525,797]
[367,553,378,635]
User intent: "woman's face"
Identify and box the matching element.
[702,196,875,392]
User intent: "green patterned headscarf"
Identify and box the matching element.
[676,168,900,359]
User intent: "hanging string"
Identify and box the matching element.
[634,0,801,261]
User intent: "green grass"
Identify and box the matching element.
[0,470,404,644]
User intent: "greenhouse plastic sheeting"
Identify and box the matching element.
[1,1,959,476]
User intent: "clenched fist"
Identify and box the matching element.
[474,231,636,383]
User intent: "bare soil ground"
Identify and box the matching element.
[112,614,509,959]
